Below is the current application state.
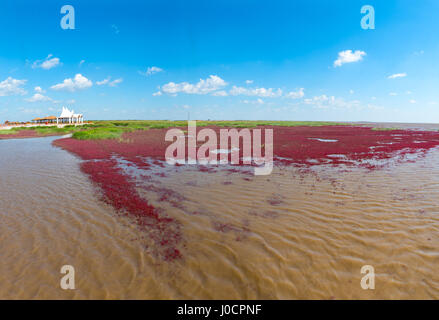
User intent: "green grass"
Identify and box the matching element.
[72,127,127,140]
[371,127,399,131]
[0,129,16,135]
[1,120,352,140]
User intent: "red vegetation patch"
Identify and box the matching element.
[52,126,439,260]
[53,129,169,162]
[271,126,439,168]
[80,159,182,261]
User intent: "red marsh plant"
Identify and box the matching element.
[53,124,439,260]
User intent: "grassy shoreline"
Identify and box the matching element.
[1,120,353,140]
[2,120,414,141]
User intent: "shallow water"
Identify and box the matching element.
[1,135,439,299]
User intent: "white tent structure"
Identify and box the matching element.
[57,107,84,125]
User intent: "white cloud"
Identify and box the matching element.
[285,88,305,99]
[32,54,61,70]
[245,80,254,84]
[25,93,52,102]
[34,86,45,93]
[97,77,123,87]
[0,77,27,96]
[161,75,227,95]
[109,78,123,87]
[139,66,164,76]
[389,92,398,96]
[409,99,417,104]
[96,78,110,86]
[51,74,92,92]
[152,91,162,96]
[333,50,366,67]
[388,73,407,79]
[349,89,355,94]
[229,86,282,98]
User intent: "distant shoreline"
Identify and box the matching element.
[1,120,438,141]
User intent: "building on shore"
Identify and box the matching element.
[32,116,57,124]
[31,107,84,125]
[3,107,85,128]
[57,107,84,124]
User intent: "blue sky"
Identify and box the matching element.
[0,0,438,122]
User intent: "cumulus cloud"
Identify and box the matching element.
[32,54,61,70]
[25,93,52,102]
[388,73,407,79]
[0,77,27,96]
[34,86,45,93]
[285,88,305,99]
[229,86,282,98]
[245,80,254,84]
[96,77,123,87]
[152,91,162,96]
[51,74,92,92]
[161,75,227,95]
[334,50,366,67]
[139,66,163,76]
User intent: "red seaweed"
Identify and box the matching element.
[52,125,439,261]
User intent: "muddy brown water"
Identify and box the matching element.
[1,132,439,299]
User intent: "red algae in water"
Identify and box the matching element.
[271,126,439,168]
[52,126,439,260]
[80,159,182,261]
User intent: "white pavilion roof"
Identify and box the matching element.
[59,107,74,118]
